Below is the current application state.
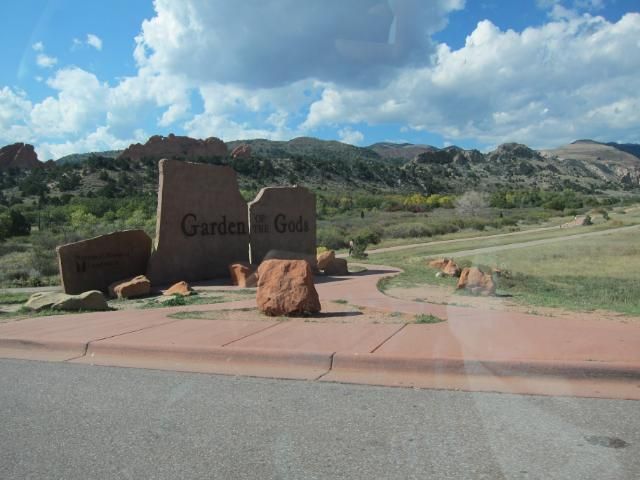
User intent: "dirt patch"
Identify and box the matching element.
[170,300,420,324]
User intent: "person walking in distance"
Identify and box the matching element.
[348,239,355,256]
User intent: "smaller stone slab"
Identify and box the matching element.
[248,186,316,264]
[57,230,152,295]
[25,291,108,312]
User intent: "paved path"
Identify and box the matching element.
[2,359,637,480]
[341,223,640,258]
[1,263,639,399]
[337,224,562,257]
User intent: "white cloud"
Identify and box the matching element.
[338,127,365,145]
[37,126,146,160]
[0,87,33,144]
[36,53,58,68]
[86,34,103,51]
[30,67,109,137]
[3,2,639,160]
[135,0,463,88]
[302,12,640,148]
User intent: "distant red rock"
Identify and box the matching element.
[231,144,252,159]
[118,134,227,161]
[0,143,42,170]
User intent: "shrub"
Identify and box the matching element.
[455,191,489,216]
[384,223,434,239]
[353,226,382,246]
[317,226,347,250]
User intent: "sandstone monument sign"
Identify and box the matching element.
[146,159,250,285]
[248,186,316,264]
[57,230,152,294]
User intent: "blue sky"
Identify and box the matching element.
[0,0,638,160]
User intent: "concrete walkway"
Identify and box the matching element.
[1,265,639,400]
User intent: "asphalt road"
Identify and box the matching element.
[1,359,638,480]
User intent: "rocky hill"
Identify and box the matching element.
[0,143,42,170]
[57,150,121,165]
[368,142,438,161]
[542,140,640,187]
[0,136,638,209]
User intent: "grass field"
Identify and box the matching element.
[370,224,640,316]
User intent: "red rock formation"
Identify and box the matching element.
[0,143,42,170]
[118,134,227,161]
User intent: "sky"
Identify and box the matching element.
[0,0,639,160]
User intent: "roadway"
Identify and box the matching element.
[1,359,638,480]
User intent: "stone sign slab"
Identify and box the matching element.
[57,230,152,295]
[248,186,316,264]
[146,159,250,285]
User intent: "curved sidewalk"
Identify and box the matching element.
[1,267,639,400]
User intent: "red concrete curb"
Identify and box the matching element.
[323,354,640,399]
[75,342,333,380]
[0,337,86,361]
[331,353,640,380]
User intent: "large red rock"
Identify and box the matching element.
[316,250,336,270]
[456,267,496,296]
[0,143,41,170]
[428,258,449,270]
[230,144,252,159]
[323,257,349,275]
[118,134,227,161]
[229,262,258,287]
[256,259,321,316]
[109,275,151,299]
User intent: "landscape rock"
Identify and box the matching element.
[229,262,258,288]
[456,267,496,296]
[441,259,462,277]
[231,144,252,159]
[118,134,227,161]
[561,215,591,228]
[0,143,41,170]
[109,275,151,299]
[263,249,318,270]
[323,257,349,275]
[428,258,461,277]
[256,259,321,316]
[428,258,449,270]
[163,281,194,296]
[316,250,336,270]
[25,291,108,312]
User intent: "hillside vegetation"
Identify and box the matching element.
[0,135,639,288]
